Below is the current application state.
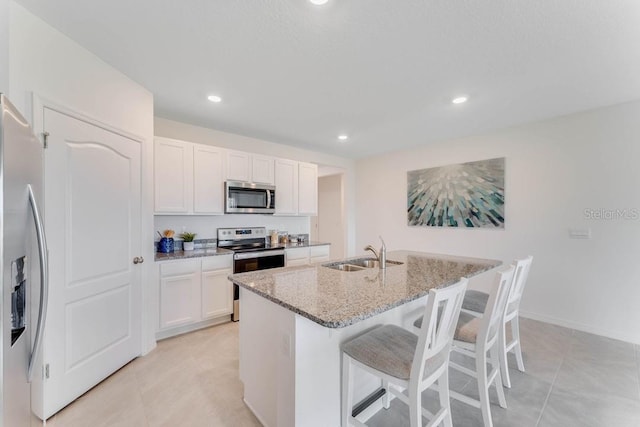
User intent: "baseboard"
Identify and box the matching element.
[155,315,232,341]
[519,310,640,346]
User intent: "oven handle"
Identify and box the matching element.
[234,250,285,260]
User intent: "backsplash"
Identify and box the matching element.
[154,214,310,241]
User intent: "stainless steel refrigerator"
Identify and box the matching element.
[0,94,48,426]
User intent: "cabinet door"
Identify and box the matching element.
[226,150,251,182]
[201,268,233,319]
[309,245,331,263]
[154,138,193,213]
[274,159,298,215]
[298,162,318,216]
[251,155,275,184]
[159,271,200,329]
[194,145,225,214]
[286,247,309,266]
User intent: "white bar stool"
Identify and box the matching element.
[414,266,515,427]
[462,256,533,387]
[341,278,468,427]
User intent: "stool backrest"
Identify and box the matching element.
[480,266,515,350]
[411,278,468,382]
[507,256,533,314]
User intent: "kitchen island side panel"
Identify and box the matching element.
[239,286,430,426]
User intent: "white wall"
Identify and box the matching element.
[8,1,156,353]
[317,174,345,258]
[355,100,640,345]
[0,0,8,93]
[154,117,357,251]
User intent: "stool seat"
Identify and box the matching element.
[413,311,481,344]
[343,324,447,380]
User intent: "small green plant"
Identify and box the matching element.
[180,232,197,242]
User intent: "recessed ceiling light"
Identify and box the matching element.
[338,134,349,141]
[310,0,329,5]
[207,95,222,103]
[452,96,468,104]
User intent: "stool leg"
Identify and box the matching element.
[476,349,493,427]
[512,316,525,372]
[499,321,511,388]
[490,346,507,409]
[382,380,391,409]
[408,382,422,427]
[438,369,453,427]
[341,353,353,427]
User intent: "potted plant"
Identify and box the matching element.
[180,232,197,251]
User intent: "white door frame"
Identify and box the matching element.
[30,93,155,357]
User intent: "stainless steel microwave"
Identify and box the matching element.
[225,181,276,214]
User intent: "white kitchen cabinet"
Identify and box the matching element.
[158,255,233,338]
[226,150,251,182]
[274,158,299,215]
[155,137,225,215]
[309,245,331,263]
[251,154,275,185]
[286,247,310,267]
[298,162,318,216]
[193,144,225,214]
[226,150,275,185]
[154,138,193,213]
[201,257,234,319]
[159,260,200,330]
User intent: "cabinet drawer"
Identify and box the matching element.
[160,259,200,277]
[286,247,309,260]
[202,255,233,271]
[309,245,330,258]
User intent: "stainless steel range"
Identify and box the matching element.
[217,227,285,321]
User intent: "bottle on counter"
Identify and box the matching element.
[270,230,279,246]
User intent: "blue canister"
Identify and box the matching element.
[158,237,174,253]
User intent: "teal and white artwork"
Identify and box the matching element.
[407,157,505,228]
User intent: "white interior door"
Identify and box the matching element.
[42,107,142,418]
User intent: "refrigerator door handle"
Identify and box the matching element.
[27,184,49,383]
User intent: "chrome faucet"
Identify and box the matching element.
[364,236,387,269]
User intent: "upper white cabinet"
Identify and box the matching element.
[298,162,318,216]
[274,159,299,215]
[154,138,193,213]
[193,145,225,214]
[154,137,225,215]
[155,137,316,216]
[226,150,251,182]
[226,151,275,185]
[275,160,318,216]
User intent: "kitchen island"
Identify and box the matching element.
[229,250,500,427]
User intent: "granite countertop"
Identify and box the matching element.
[154,247,234,261]
[266,241,330,250]
[228,250,501,328]
[154,241,330,261]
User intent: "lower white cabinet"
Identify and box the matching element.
[309,245,331,263]
[285,245,330,266]
[201,257,234,319]
[158,255,233,337]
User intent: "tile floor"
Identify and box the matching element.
[46,318,640,427]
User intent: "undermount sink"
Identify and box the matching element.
[323,258,404,272]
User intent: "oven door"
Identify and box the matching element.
[233,250,286,273]
[232,250,285,322]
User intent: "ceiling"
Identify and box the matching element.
[15,0,640,159]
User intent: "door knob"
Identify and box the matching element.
[133,256,144,264]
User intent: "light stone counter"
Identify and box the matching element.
[229,250,500,328]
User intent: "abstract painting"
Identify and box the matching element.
[407,157,505,228]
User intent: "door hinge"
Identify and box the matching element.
[42,131,49,149]
[44,363,50,379]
